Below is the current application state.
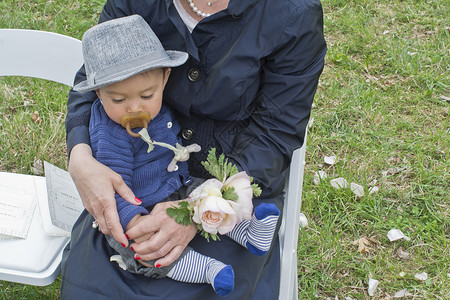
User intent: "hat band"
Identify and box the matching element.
[88,50,170,87]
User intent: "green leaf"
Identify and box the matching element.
[251,183,262,197]
[166,201,193,226]
[196,223,220,242]
[222,186,239,201]
[201,148,238,182]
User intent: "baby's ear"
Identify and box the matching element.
[164,68,172,83]
[95,89,101,99]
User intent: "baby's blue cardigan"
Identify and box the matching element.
[89,99,190,230]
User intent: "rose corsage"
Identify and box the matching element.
[166,148,262,241]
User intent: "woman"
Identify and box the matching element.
[62,0,326,299]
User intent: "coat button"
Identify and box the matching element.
[187,68,201,82]
[181,128,194,140]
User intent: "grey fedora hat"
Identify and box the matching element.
[73,15,188,92]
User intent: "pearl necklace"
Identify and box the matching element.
[186,0,214,18]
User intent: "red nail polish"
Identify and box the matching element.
[130,246,135,251]
[135,197,142,204]
[125,234,130,240]
[155,264,161,268]
[121,243,126,248]
[135,255,141,260]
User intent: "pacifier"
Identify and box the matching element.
[120,111,152,137]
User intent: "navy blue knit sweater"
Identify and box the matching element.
[89,99,190,230]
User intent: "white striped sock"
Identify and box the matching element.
[167,250,208,283]
[167,250,234,295]
[226,212,278,255]
[247,214,278,252]
[226,219,250,246]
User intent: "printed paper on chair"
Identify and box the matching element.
[0,172,37,239]
[43,161,84,235]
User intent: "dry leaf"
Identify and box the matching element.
[330,177,348,189]
[31,111,42,124]
[368,278,379,296]
[358,238,370,253]
[352,237,371,253]
[32,159,44,176]
[387,229,410,241]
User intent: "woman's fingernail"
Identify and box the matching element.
[125,234,130,240]
[135,197,142,204]
[135,255,141,260]
[121,243,126,248]
[130,246,135,251]
[155,264,161,268]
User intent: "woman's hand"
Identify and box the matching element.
[126,214,155,244]
[68,143,140,247]
[125,201,198,267]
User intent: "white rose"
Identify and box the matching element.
[223,171,254,222]
[192,195,238,235]
[188,178,223,201]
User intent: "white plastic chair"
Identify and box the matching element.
[0,29,83,286]
[279,135,307,300]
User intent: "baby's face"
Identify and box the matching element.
[96,68,170,125]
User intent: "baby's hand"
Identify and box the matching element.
[126,214,155,243]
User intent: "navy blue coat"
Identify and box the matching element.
[62,0,326,299]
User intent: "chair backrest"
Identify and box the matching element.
[0,29,82,286]
[0,29,83,85]
[278,134,307,300]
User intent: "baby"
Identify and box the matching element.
[73,15,280,296]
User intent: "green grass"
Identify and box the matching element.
[1,0,449,299]
[299,0,449,298]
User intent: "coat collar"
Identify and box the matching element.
[164,0,259,60]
